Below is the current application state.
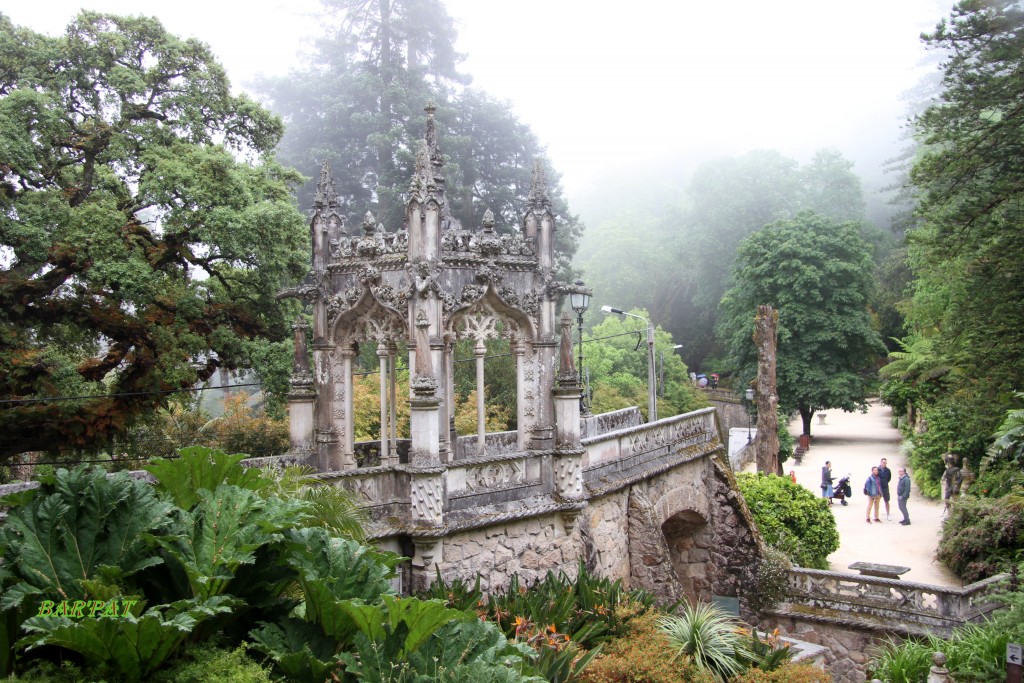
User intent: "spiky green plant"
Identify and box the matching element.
[656,602,751,683]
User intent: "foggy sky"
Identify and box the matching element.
[7,0,952,202]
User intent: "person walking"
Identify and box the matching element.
[864,466,883,523]
[821,461,835,504]
[878,457,893,520]
[897,467,911,525]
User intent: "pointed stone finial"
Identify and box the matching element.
[528,159,551,212]
[314,160,338,209]
[362,211,376,235]
[482,208,496,233]
[424,101,438,152]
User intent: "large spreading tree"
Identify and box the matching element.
[717,211,886,439]
[875,0,1024,495]
[256,0,583,273]
[902,0,1024,449]
[0,13,309,461]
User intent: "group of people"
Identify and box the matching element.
[820,458,912,525]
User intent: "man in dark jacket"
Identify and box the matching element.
[897,467,911,525]
[878,457,893,520]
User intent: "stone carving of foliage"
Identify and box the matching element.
[498,285,519,306]
[459,312,499,343]
[358,266,381,285]
[441,291,458,313]
[460,283,484,304]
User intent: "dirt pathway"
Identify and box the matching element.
[752,400,961,586]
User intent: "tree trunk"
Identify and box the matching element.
[753,305,781,474]
[799,405,813,444]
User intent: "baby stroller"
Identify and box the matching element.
[833,475,852,506]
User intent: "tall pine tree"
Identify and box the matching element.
[257,0,582,272]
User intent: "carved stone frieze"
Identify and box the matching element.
[463,460,525,492]
[341,478,375,503]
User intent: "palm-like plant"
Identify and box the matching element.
[657,601,751,682]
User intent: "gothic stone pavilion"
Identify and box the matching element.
[278,107,760,601]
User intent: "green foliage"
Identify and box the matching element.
[155,485,307,600]
[718,212,886,435]
[247,618,340,683]
[656,602,750,683]
[150,643,274,683]
[868,635,934,683]
[145,446,269,511]
[747,548,792,613]
[405,618,544,683]
[478,561,657,651]
[727,663,831,683]
[0,466,173,610]
[0,12,308,461]
[1,453,388,682]
[937,496,1024,582]
[577,610,715,683]
[893,0,1024,520]
[578,148,875,372]
[583,311,703,421]
[870,599,1024,683]
[732,629,792,672]
[18,597,237,681]
[736,473,839,569]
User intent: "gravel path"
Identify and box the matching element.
[751,400,962,587]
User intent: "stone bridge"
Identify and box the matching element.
[315,405,762,606]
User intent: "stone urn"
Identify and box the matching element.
[817,413,827,425]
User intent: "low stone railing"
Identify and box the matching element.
[783,568,1008,636]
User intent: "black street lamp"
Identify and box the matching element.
[569,280,592,415]
[744,387,755,444]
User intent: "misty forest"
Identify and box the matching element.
[1,0,1024,681]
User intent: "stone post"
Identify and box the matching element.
[552,314,584,530]
[927,652,954,683]
[287,318,316,458]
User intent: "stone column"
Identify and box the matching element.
[287,318,316,459]
[340,344,356,469]
[475,337,486,456]
[513,335,528,451]
[552,314,584,531]
[377,340,391,465]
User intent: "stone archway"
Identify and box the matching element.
[662,509,714,605]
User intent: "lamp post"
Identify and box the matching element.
[601,305,657,422]
[569,280,592,415]
[744,387,754,444]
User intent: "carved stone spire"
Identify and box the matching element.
[528,159,551,213]
[408,139,435,198]
[313,160,340,211]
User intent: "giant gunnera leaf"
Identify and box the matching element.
[0,466,174,610]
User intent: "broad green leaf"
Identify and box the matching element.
[0,466,173,609]
[145,446,271,510]
[18,596,237,680]
[154,484,307,600]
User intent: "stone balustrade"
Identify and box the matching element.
[783,567,1007,637]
